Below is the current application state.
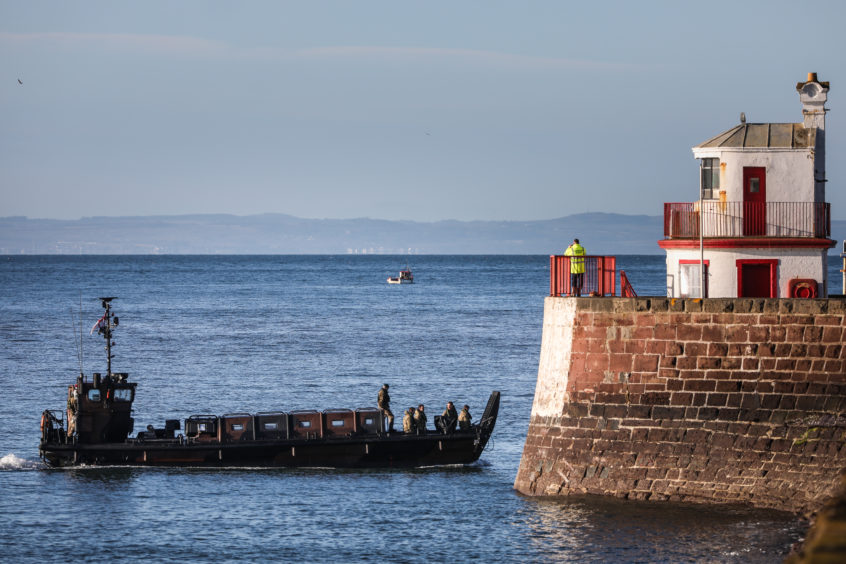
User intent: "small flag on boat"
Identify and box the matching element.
[90,315,106,335]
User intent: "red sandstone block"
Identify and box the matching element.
[706,393,728,406]
[725,325,749,342]
[760,358,777,370]
[822,327,844,344]
[803,326,824,343]
[663,342,682,356]
[774,343,792,357]
[715,380,741,393]
[795,359,813,372]
[697,357,722,370]
[677,325,703,341]
[758,314,779,325]
[776,358,797,370]
[633,355,659,372]
[701,325,726,342]
[815,315,842,326]
[748,326,770,342]
[779,396,797,409]
[670,392,693,406]
[785,326,804,342]
[653,324,676,340]
[722,357,743,370]
[708,343,728,357]
[790,344,808,358]
[608,354,632,372]
[586,353,609,371]
[625,340,648,355]
[806,344,825,357]
[677,357,698,371]
[824,345,844,359]
[659,356,677,369]
[685,342,708,357]
[739,357,759,371]
[784,315,816,325]
[665,378,683,391]
[685,378,716,392]
[824,360,844,374]
[769,326,787,342]
[587,339,607,353]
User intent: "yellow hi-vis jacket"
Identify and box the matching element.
[564,243,586,274]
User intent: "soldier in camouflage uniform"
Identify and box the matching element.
[441,401,458,433]
[414,404,427,434]
[458,404,472,431]
[378,384,394,432]
[403,408,416,434]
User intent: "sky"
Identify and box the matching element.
[2,1,845,222]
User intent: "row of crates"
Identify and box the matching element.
[184,408,384,443]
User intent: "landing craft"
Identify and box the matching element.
[40,298,499,467]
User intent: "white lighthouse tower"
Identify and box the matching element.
[660,73,835,298]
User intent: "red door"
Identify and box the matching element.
[737,259,777,297]
[743,167,766,236]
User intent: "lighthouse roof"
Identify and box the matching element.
[694,122,815,149]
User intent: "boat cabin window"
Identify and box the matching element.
[198,423,209,432]
[88,389,101,402]
[298,421,312,428]
[113,389,133,402]
[330,419,345,427]
[263,422,278,430]
[231,423,244,431]
[364,418,374,425]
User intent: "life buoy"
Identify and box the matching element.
[788,279,818,299]
[40,413,45,432]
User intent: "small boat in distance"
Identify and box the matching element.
[39,298,499,468]
[387,269,414,284]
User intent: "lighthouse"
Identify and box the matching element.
[660,73,835,298]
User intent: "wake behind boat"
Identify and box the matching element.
[39,298,499,468]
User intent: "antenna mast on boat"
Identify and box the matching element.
[98,297,118,377]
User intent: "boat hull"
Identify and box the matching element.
[40,431,485,468]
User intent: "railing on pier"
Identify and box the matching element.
[664,201,830,239]
[550,255,617,297]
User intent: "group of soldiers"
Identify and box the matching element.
[377,384,472,434]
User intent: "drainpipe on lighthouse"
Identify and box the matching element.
[699,159,705,298]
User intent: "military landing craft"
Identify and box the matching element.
[39,298,499,468]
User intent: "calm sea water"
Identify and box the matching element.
[2,254,831,562]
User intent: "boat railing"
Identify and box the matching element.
[41,409,66,444]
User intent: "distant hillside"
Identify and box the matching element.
[1,213,844,255]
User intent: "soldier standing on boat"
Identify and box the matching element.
[378,384,394,432]
[403,408,416,433]
[414,404,427,434]
[458,404,472,431]
[441,401,458,433]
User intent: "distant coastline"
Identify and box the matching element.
[1,213,844,255]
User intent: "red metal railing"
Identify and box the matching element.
[550,255,617,297]
[664,201,830,239]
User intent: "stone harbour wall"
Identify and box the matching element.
[514,297,846,514]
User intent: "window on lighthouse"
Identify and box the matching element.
[679,262,708,298]
[701,158,720,199]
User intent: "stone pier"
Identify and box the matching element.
[514,297,846,514]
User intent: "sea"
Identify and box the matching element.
[2,254,840,563]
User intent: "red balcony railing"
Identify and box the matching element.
[664,201,830,239]
[550,255,617,297]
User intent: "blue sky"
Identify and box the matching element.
[2,1,844,221]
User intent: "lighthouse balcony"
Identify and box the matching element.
[663,201,830,239]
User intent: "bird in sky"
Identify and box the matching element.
[18,79,22,85]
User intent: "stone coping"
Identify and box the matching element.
[550,296,846,314]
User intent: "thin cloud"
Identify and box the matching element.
[0,31,645,71]
[297,45,643,71]
[0,32,227,56]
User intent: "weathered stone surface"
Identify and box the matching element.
[514,297,846,514]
